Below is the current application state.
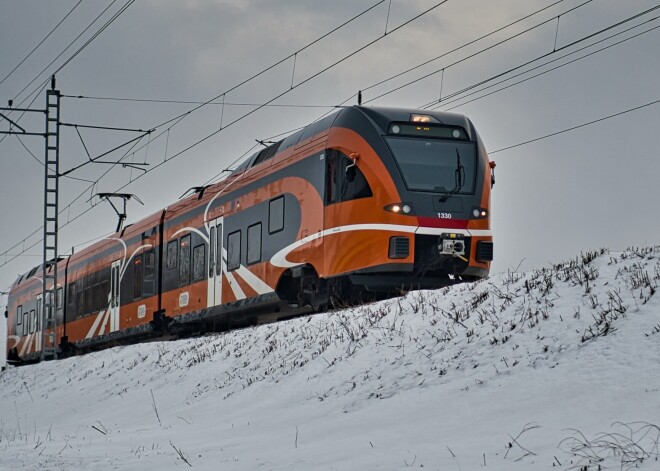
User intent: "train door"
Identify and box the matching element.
[110,260,121,331]
[207,216,224,307]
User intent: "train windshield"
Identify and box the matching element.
[385,137,477,194]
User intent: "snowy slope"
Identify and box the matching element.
[1,247,659,470]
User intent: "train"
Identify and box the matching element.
[4,105,495,363]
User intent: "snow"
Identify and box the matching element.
[1,246,659,470]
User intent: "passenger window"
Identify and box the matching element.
[179,235,191,286]
[192,244,206,282]
[247,223,262,265]
[167,240,178,270]
[77,287,85,318]
[269,196,285,234]
[93,283,102,312]
[56,287,63,310]
[134,254,144,298]
[67,282,76,315]
[143,249,155,296]
[15,305,22,336]
[227,230,241,271]
[325,149,373,204]
[29,309,36,334]
[85,286,93,314]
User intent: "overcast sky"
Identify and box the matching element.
[1,0,659,362]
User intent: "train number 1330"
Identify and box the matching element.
[438,212,452,219]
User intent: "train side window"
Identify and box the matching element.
[56,287,63,310]
[325,149,373,204]
[179,235,191,286]
[269,196,285,234]
[77,286,85,318]
[143,249,155,296]
[192,244,206,282]
[29,309,36,334]
[227,230,241,271]
[101,280,109,308]
[247,223,262,265]
[15,305,22,336]
[134,254,144,298]
[67,283,76,316]
[22,310,29,336]
[85,286,93,314]
[93,283,102,312]
[166,240,178,270]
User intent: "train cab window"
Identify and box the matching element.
[15,305,22,336]
[247,223,262,265]
[166,240,178,270]
[325,149,372,205]
[143,249,155,296]
[179,235,191,286]
[227,230,241,271]
[192,244,206,282]
[269,196,285,234]
[134,254,144,298]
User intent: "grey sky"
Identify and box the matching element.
[1,0,659,361]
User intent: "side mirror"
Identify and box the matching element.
[346,165,356,182]
[489,161,496,188]
[345,152,360,182]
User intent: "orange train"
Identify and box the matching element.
[5,106,495,363]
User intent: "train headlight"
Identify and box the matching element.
[471,207,488,219]
[391,124,400,134]
[410,114,438,123]
[385,203,415,215]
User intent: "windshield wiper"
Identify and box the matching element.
[439,148,465,202]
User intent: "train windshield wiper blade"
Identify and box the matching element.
[439,148,465,202]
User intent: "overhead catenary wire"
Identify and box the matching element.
[0,1,445,267]
[363,0,598,104]
[0,0,84,88]
[9,0,127,105]
[488,97,660,154]
[434,17,660,112]
[360,0,571,95]
[422,3,660,111]
[60,95,342,108]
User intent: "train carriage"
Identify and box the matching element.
[5,106,494,363]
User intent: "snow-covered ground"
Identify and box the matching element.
[1,247,659,470]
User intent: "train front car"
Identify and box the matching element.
[322,106,493,292]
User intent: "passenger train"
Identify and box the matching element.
[5,106,494,363]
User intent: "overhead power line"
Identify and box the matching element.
[0,0,84,87]
[0,0,442,267]
[489,97,660,154]
[61,95,340,108]
[435,18,660,112]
